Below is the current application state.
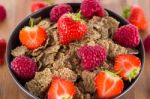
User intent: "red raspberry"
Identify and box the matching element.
[0,4,6,22]
[0,38,6,65]
[113,24,140,48]
[11,56,37,80]
[50,3,72,22]
[77,45,107,70]
[81,0,105,19]
[143,34,150,53]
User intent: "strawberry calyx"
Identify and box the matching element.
[104,70,121,79]
[127,68,140,82]
[67,11,82,22]
[122,6,131,18]
[61,95,72,99]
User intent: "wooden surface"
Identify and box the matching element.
[0,0,150,99]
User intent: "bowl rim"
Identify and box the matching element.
[6,3,145,99]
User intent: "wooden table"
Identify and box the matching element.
[0,0,150,99]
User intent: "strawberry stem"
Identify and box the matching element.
[29,17,34,27]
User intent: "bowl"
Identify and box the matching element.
[6,3,145,99]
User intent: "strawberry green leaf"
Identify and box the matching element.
[128,68,140,82]
[122,6,131,18]
[61,95,72,99]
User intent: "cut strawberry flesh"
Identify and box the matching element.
[19,26,46,49]
[114,54,141,81]
[48,77,76,99]
[95,71,124,98]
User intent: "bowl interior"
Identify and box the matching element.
[6,3,145,99]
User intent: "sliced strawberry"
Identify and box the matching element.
[48,77,76,99]
[95,70,124,98]
[57,12,87,45]
[114,54,141,81]
[19,26,46,50]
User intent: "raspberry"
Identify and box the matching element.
[0,4,6,22]
[143,34,150,52]
[113,24,140,48]
[81,0,105,19]
[11,56,37,80]
[77,45,107,70]
[50,3,72,22]
[0,38,6,65]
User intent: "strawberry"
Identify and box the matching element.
[95,70,124,98]
[31,1,47,12]
[19,25,47,50]
[123,5,148,31]
[48,77,76,99]
[114,54,141,81]
[57,12,87,45]
[0,38,6,65]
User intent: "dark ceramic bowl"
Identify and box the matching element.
[6,3,145,99]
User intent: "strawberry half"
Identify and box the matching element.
[95,70,124,98]
[19,26,46,50]
[123,5,148,31]
[114,54,141,81]
[48,77,76,99]
[57,12,87,45]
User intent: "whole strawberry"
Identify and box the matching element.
[11,56,37,80]
[114,54,141,81]
[81,0,105,19]
[95,70,124,98]
[31,1,47,12]
[57,12,87,45]
[123,5,148,31]
[48,77,76,99]
[113,24,140,48]
[50,3,72,22]
[143,34,150,53]
[0,4,6,22]
[77,45,107,70]
[0,38,6,65]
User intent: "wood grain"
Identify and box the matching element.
[0,0,149,99]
